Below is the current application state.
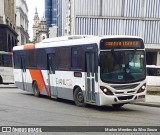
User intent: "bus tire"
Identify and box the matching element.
[73,87,86,107]
[32,81,40,97]
[112,104,124,109]
[0,76,3,84]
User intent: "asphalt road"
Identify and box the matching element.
[0,86,160,135]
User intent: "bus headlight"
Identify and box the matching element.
[137,84,146,93]
[100,86,114,95]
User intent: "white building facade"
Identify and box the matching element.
[16,0,29,46]
[49,25,57,38]
[64,0,160,66]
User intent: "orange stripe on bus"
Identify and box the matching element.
[8,52,13,56]
[29,69,50,96]
[24,44,35,50]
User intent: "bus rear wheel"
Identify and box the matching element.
[73,87,86,107]
[32,82,40,97]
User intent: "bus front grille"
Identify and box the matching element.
[111,84,139,90]
[118,96,133,100]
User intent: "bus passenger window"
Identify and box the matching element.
[147,68,154,76]
[71,47,82,70]
[56,47,71,70]
[156,69,160,76]
[147,67,160,76]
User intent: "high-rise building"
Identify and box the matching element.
[0,0,18,52]
[16,0,29,46]
[45,0,57,31]
[64,0,160,66]
[57,0,68,36]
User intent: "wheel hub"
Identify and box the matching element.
[77,92,84,102]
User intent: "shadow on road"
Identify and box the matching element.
[18,92,139,112]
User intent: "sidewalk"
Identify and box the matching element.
[0,83,17,88]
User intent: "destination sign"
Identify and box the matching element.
[105,41,140,47]
[100,38,144,49]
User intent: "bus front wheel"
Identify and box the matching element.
[0,76,3,84]
[32,82,40,97]
[73,87,86,107]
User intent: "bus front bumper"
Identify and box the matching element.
[99,92,146,106]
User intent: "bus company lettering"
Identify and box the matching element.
[56,78,72,86]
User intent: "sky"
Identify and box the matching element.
[26,0,45,41]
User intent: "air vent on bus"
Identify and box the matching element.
[41,35,95,43]
[118,96,133,100]
[111,84,139,90]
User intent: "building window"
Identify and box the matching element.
[6,19,9,25]
[8,35,11,52]
[21,34,24,45]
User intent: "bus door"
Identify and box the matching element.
[85,52,98,103]
[47,54,57,97]
[21,56,27,90]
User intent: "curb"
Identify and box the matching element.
[147,86,160,95]
[0,84,17,88]
[132,102,160,108]
[147,91,160,95]
[0,87,17,88]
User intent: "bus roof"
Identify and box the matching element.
[13,35,143,51]
[41,35,96,43]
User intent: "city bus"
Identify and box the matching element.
[13,35,146,108]
[0,51,14,84]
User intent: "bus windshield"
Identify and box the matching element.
[100,50,146,84]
